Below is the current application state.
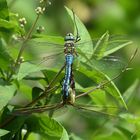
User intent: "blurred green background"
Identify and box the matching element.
[7,0,140,139]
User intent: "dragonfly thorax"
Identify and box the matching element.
[64,33,77,55]
[64,41,75,55]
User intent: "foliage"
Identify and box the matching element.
[0,0,139,140]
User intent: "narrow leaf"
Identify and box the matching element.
[123,79,139,104]
[103,40,132,57]
[93,31,109,59]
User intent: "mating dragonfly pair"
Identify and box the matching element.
[13,31,133,117]
[13,11,134,117]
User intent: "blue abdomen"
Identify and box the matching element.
[62,54,74,99]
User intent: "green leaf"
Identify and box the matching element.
[65,7,93,60]
[70,133,83,140]
[103,36,132,57]
[123,79,139,104]
[32,34,64,45]
[16,62,46,81]
[0,129,9,137]
[26,114,69,140]
[0,0,9,20]
[0,84,16,111]
[92,31,109,59]
[42,68,64,88]
[119,113,140,124]
[0,38,12,69]
[74,64,127,109]
[0,19,18,29]
[116,126,137,140]
[0,13,23,41]
[32,87,44,100]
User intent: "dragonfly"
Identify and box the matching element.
[12,47,138,117]
[11,11,136,117]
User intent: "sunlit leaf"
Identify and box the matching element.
[74,65,127,109]
[123,79,139,104]
[26,114,69,140]
[103,37,132,57]
[16,62,46,81]
[0,129,9,137]
[0,84,16,110]
[116,126,137,140]
[119,113,140,124]
[0,38,12,69]
[93,31,109,59]
[0,0,9,20]
[70,133,84,140]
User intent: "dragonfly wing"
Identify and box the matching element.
[72,103,122,117]
[12,103,63,116]
[75,34,131,71]
[21,35,65,69]
[75,48,126,71]
[76,34,132,59]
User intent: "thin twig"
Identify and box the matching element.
[7,14,40,81]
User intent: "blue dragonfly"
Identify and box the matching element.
[10,30,137,116]
[11,11,136,117]
[12,46,137,117]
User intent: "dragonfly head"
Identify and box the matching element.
[64,33,75,42]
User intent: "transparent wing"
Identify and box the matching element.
[20,34,130,70]
[71,103,123,118]
[75,34,131,71]
[11,102,64,116]
[23,35,65,69]
[11,102,122,118]
[76,34,132,58]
